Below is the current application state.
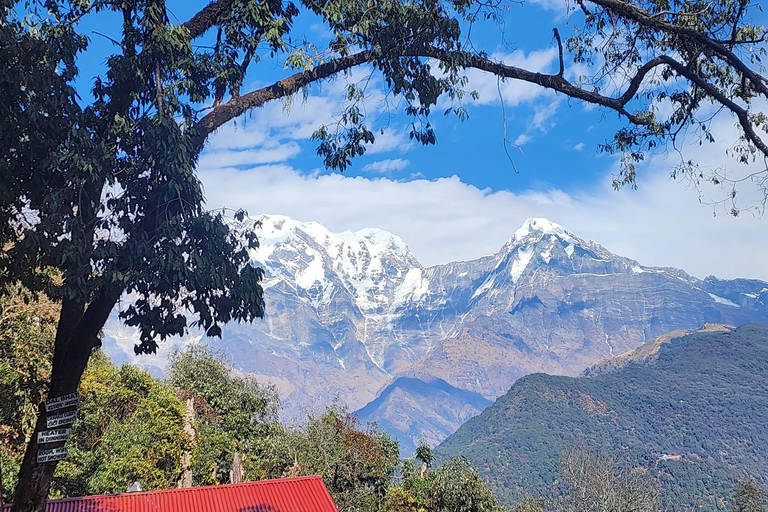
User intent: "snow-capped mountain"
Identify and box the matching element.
[102,215,768,455]
[247,215,442,372]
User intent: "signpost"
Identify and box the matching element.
[37,447,68,463]
[38,392,79,463]
[37,428,71,444]
[47,410,77,429]
[44,392,79,412]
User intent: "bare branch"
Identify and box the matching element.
[553,28,565,77]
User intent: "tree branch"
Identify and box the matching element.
[232,44,257,98]
[586,0,768,97]
[190,51,376,153]
[190,44,766,160]
[617,56,668,105]
[190,47,661,154]
[416,47,647,123]
[182,0,237,40]
[729,0,748,46]
[655,54,768,158]
[553,28,564,77]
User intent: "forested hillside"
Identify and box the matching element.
[435,324,768,510]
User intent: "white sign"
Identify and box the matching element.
[37,428,71,444]
[47,410,77,429]
[37,447,68,463]
[45,393,79,412]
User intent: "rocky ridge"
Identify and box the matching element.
[102,215,768,455]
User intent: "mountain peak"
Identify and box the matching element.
[255,214,412,256]
[339,227,412,258]
[257,214,330,243]
[512,217,573,241]
[497,218,579,265]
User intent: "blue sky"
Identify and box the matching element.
[70,0,768,280]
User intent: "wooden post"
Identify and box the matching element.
[229,452,244,484]
[177,398,195,488]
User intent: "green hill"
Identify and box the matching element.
[434,324,768,510]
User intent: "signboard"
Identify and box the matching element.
[45,392,79,412]
[37,447,68,463]
[37,428,71,444]
[47,410,77,429]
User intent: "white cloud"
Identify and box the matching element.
[197,142,301,169]
[503,93,562,146]
[532,98,562,131]
[513,133,532,146]
[365,127,415,155]
[573,142,585,151]
[526,0,579,20]
[198,156,768,281]
[205,121,269,151]
[362,158,410,173]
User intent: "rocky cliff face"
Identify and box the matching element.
[102,215,768,455]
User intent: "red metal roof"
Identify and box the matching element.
[3,476,338,512]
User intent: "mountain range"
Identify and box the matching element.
[434,323,768,510]
[101,215,768,455]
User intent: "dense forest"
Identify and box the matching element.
[435,324,768,511]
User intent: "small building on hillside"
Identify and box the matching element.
[658,453,683,461]
[3,476,338,512]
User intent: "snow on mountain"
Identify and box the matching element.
[511,217,574,240]
[101,215,768,454]
[250,214,424,314]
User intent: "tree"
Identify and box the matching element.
[731,480,768,512]
[167,346,280,486]
[0,285,58,503]
[0,293,189,502]
[554,449,661,512]
[429,457,501,512]
[415,440,434,477]
[394,453,502,512]
[511,497,546,512]
[2,0,768,509]
[293,407,400,512]
[51,353,188,497]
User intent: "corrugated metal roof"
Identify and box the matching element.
[3,476,338,512]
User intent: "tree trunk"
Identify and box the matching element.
[11,289,121,512]
[229,451,243,484]
[177,398,195,489]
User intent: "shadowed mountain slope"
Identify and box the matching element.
[435,324,768,510]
